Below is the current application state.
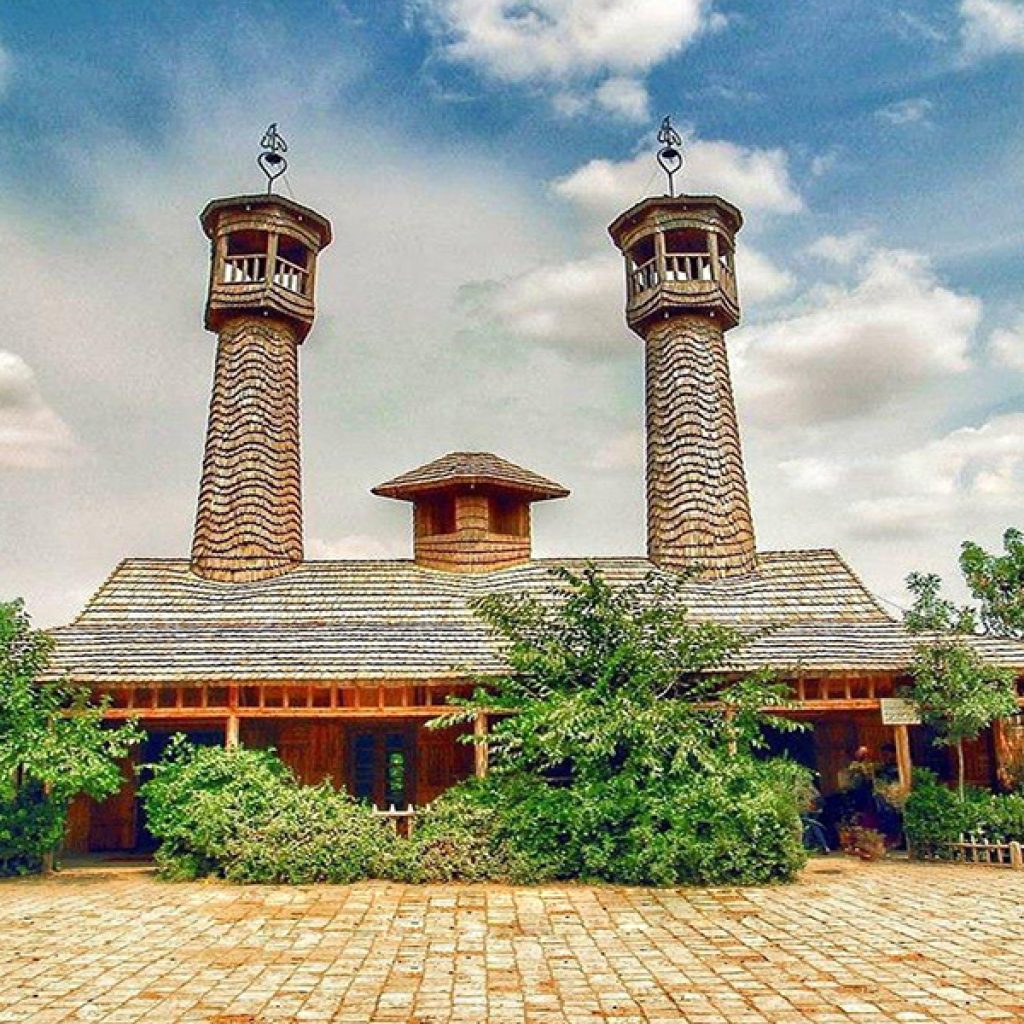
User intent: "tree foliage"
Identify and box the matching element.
[0,599,142,871]
[140,738,399,883]
[903,577,1018,799]
[445,565,797,780]
[432,566,809,886]
[960,528,1024,640]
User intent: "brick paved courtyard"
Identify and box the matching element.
[2,858,1024,1023]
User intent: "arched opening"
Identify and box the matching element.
[274,234,311,295]
[627,235,658,295]
[664,228,713,282]
[223,229,269,283]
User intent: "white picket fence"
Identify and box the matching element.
[947,833,1024,869]
[372,804,419,835]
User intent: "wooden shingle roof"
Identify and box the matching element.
[50,550,1024,683]
[372,452,569,501]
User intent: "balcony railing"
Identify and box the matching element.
[222,253,309,296]
[223,253,267,285]
[272,256,309,295]
[628,251,735,298]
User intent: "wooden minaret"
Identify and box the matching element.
[608,118,756,577]
[191,127,332,582]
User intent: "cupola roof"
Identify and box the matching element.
[372,451,569,502]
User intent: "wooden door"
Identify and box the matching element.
[348,727,414,808]
[88,756,137,851]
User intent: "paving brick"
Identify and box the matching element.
[1,858,1023,1022]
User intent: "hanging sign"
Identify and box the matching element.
[880,697,922,726]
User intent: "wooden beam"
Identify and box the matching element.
[101,706,455,721]
[894,723,912,791]
[474,711,489,778]
[225,714,240,749]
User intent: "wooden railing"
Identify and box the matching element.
[629,252,720,297]
[665,252,714,283]
[948,833,1024,868]
[372,804,419,835]
[221,254,308,295]
[630,257,660,296]
[223,253,267,284]
[273,256,309,295]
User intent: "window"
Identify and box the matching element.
[416,494,457,536]
[489,495,527,536]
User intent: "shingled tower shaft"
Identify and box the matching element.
[191,195,331,582]
[609,195,756,577]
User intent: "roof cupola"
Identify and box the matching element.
[373,452,569,573]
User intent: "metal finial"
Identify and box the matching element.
[656,115,684,198]
[258,123,289,194]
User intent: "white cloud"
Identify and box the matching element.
[554,140,803,226]
[306,534,408,559]
[0,351,76,469]
[875,97,934,125]
[808,414,1024,539]
[414,0,714,114]
[805,231,873,266]
[471,251,628,357]
[594,76,650,121]
[990,316,1024,370]
[960,0,1024,60]
[777,457,842,493]
[810,150,840,178]
[737,244,794,303]
[893,9,949,43]
[732,247,979,427]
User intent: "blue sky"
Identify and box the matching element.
[1,0,1024,624]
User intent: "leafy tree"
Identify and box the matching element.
[434,566,809,886]
[960,528,1024,640]
[903,578,1017,800]
[903,572,976,635]
[0,599,142,870]
[449,565,796,779]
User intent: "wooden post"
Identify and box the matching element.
[894,724,913,791]
[41,780,54,876]
[992,717,1013,791]
[707,229,720,280]
[653,228,667,282]
[474,711,489,778]
[225,714,240,749]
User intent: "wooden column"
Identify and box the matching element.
[653,228,667,281]
[894,724,912,791]
[474,711,489,778]
[225,714,240,749]
[707,230,720,279]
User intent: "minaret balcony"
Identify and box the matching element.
[222,253,310,296]
[207,252,317,336]
[625,249,740,331]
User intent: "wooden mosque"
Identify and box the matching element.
[53,125,1024,852]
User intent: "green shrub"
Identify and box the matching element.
[437,759,808,888]
[0,784,65,877]
[904,768,1024,857]
[141,737,396,884]
[142,738,807,889]
[222,783,397,884]
[141,737,291,879]
[390,782,555,884]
